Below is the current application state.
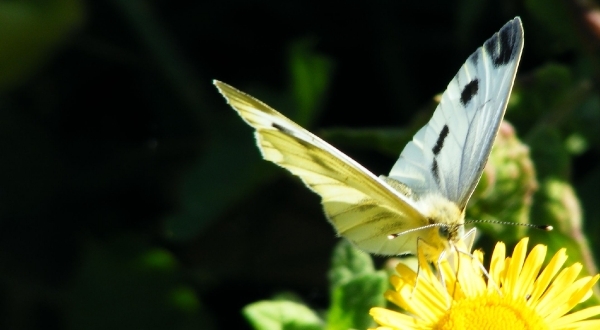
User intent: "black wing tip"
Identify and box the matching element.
[483,17,524,67]
[504,16,524,42]
[500,17,523,35]
[467,17,524,68]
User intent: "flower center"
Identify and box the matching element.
[434,294,548,330]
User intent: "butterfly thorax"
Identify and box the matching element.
[379,175,465,255]
[413,193,465,259]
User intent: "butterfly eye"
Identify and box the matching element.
[439,226,451,240]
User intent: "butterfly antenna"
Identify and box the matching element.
[465,219,553,231]
[387,223,447,239]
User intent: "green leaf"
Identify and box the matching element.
[68,237,209,330]
[326,241,387,330]
[326,272,387,330]
[243,300,324,330]
[288,39,334,127]
[328,241,375,289]
[0,0,84,90]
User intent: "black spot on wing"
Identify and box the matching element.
[431,159,440,185]
[431,125,448,186]
[272,122,292,134]
[484,19,520,67]
[460,79,479,106]
[432,125,449,155]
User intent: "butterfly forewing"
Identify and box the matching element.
[388,18,523,211]
[215,17,523,259]
[214,81,428,255]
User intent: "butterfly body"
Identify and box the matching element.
[372,176,465,257]
[215,17,523,261]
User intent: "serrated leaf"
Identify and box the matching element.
[328,241,375,289]
[243,300,324,330]
[326,272,387,330]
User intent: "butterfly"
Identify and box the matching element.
[214,17,523,261]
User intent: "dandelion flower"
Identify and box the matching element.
[370,237,600,329]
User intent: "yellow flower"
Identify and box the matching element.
[370,237,600,330]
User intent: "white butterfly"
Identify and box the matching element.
[214,17,523,261]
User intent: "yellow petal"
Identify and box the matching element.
[370,307,430,329]
[489,241,506,293]
[527,248,567,307]
[553,305,600,327]
[512,244,546,298]
[536,263,583,316]
[504,238,528,295]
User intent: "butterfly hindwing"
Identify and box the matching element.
[388,17,523,210]
[214,81,428,255]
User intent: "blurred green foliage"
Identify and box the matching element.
[1,0,600,329]
[244,242,387,330]
[0,0,83,90]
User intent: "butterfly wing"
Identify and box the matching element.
[388,17,524,211]
[214,81,428,255]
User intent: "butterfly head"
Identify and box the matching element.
[416,194,466,258]
[437,223,462,244]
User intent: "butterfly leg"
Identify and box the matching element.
[453,245,501,294]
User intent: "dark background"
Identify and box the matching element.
[1,0,599,329]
